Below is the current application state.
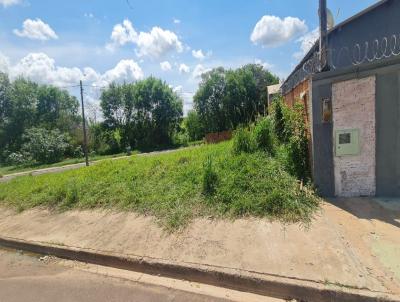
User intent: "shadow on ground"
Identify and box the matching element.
[328,197,400,229]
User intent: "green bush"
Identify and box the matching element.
[184,110,205,141]
[6,152,31,166]
[232,127,254,154]
[202,155,218,195]
[269,98,311,182]
[272,98,287,143]
[253,117,276,155]
[172,130,189,147]
[12,128,70,165]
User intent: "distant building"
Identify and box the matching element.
[266,83,281,107]
[282,0,400,197]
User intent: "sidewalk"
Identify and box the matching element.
[0,198,399,300]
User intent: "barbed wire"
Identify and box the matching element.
[282,32,400,95]
[331,33,400,69]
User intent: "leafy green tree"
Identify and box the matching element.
[0,75,80,163]
[193,64,279,134]
[100,77,183,150]
[0,73,11,155]
[19,127,71,164]
[193,67,228,133]
[272,98,286,143]
[36,85,79,132]
[1,78,38,152]
[184,110,204,141]
[134,77,183,147]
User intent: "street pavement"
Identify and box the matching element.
[0,248,281,302]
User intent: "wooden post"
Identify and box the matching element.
[80,80,89,167]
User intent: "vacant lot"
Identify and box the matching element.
[0,142,319,229]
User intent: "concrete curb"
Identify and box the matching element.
[0,236,398,302]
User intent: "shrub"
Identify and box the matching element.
[73,146,84,158]
[172,130,189,147]
[202,155,218,195]
[184,110,205,141]
[6,152,31,166]
[271,98,286,143]
[253,117,276,155]
[20,128,70,164]
[232,127,254,154]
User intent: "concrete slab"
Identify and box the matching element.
[0,198,398,297]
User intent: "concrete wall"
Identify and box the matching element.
[332,76,376,197]
[311,83,335,196]
[328,0,400,70]
[376,72,400,196]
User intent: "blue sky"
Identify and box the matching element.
[0,0,376,114]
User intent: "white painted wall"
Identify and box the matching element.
[332,76,376,197]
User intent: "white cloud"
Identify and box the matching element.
[107,19,137,50]
[294,27,319,60]
[192,49,212,60]
[135,27,183,58]
[173,18,181,24]
[254,59,273,70]
[11,53,81,86]
[84,12,94,18]
[160,61,172,71]
[0,0,21,7]
[108,19,183,58]
[179,63,190,74]
[251,15,307,48]
[13,18,58,41]
[173,85,183,93]
[97,59,144,86]
[192,49,205,60]
[192,64,211,79]
[0,52,10,73]
[2,52,143,88]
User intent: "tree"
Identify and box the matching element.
[0,73,11,156]
[20,127,70,164]
[36,85,79,132]
[193,67,228,133]
[184,110,205,141]
[133,77,183,147]
[1,78,38,152]
[0,75,80,163]
[193,64,279,134]
[100,77,183,150]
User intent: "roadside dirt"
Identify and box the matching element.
[0,198,398,296]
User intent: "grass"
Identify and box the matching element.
[0,141,320,230]
[0,153,128,175]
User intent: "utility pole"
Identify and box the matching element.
[80,80,89,167]
[319,0,328,71]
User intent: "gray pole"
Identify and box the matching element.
[80,80,89,167]
[319,0,328,71]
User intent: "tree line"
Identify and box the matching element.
[188,64,279,140]
[0,63,279,166]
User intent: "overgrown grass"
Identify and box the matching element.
[0,153,128,175]
[0,141,319,230]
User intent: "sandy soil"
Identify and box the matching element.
[0,198,399,296]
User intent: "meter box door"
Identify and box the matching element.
[335,129,360,156]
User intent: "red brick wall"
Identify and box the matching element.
[283,80,309,108]
[205,131,232,144]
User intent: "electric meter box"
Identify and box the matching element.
[335,129,360,156]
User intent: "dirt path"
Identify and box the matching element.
[0,198,398,297]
